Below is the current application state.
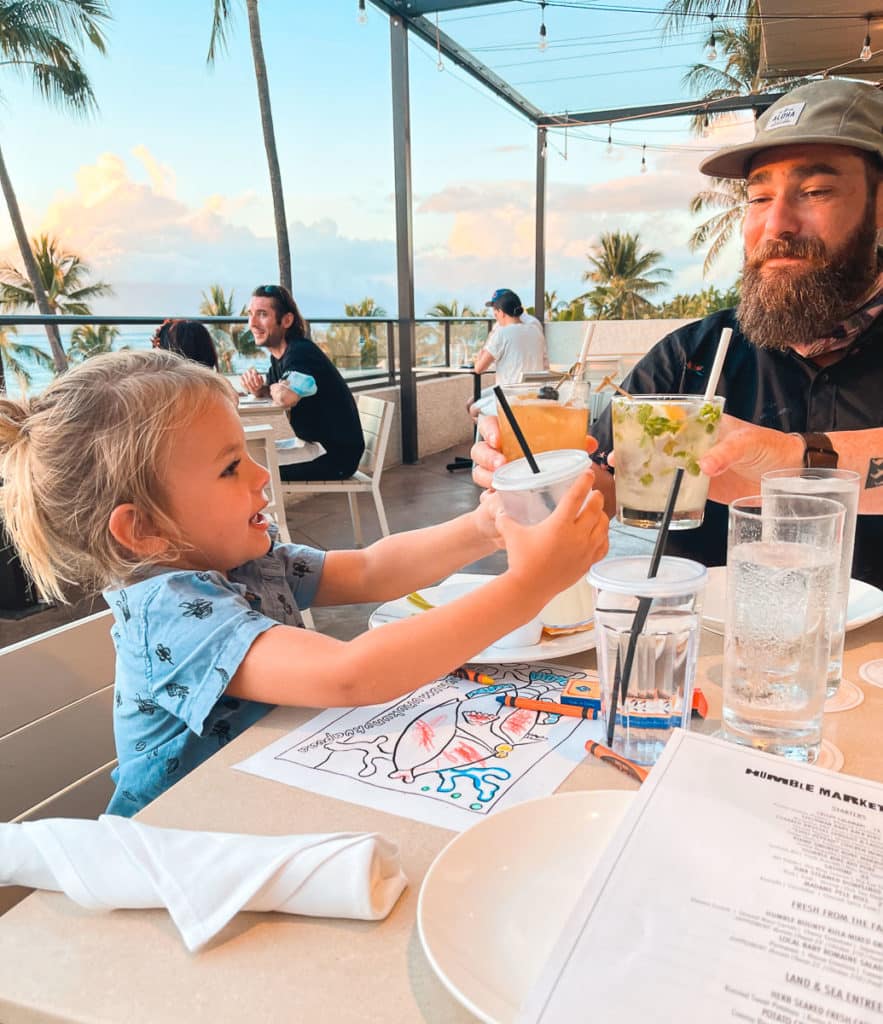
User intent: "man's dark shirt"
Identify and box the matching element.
[267,336,365,477]
[590,308,883,588]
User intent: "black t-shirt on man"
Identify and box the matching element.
[590,308,883,588]
[267,336,365,480]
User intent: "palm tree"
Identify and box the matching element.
[662,0,801,272]
[345,297,387,368]
[208,2,292,292]
[579,231,671,320]
[0,325,54,393]
[0,1,110,372]
[67,323,121,363]
[426,300,480,318]
[0,235,113,323]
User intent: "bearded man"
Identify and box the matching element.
[472,78,883,586]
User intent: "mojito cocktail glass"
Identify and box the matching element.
[611,394,724,529]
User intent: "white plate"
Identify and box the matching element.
[701,566,883,635]
[418,790,634,1024]
[368,578,596,663]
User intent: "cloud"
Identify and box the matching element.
[6,148,398,316]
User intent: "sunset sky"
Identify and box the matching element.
[0,1,758,318]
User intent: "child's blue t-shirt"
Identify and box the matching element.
[103,540,325,817]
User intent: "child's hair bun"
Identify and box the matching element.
[0,397,31,453]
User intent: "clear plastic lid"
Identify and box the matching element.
[492,449,590,491]
[588,556,708,598]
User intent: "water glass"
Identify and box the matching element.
[761,469,860,699]
[492,449,595,629]
[589,556,708,766]
[610,394,725,530]
[722,494,844,764]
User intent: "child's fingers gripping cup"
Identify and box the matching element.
[492,449,595,631]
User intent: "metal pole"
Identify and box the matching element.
[390,15,418,463]
[534,126,547,324]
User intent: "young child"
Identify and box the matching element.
[0,351,608,816]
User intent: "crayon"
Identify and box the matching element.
[495,694,596,720]
[452,667,496,687]
[584,740,648,783]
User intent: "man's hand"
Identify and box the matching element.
[699,414,805,504]
[470,413,600,490]
[269,381,299,408]
[241,368,267,396]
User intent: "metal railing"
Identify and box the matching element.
[0,313,494,392]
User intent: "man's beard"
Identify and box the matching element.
[737,214,879,352]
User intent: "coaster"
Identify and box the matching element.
[859,658,883,689]
[824,678,864,714]
[816,740,844,773]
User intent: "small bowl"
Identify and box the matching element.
[489,615,543,650]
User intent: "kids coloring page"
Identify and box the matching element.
[235,662,605,831]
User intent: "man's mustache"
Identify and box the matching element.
[745,237,827,270]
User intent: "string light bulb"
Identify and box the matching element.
[861,17,872,61]
[357,0,367,25]
[538,1,548,51]
[641,144,647,174]
[606,124,613,155]
[706,15,717,61]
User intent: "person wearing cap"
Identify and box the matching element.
[472,289,547,385]
[484,287,548,366]
[472,78,883,587]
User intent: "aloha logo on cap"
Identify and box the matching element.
[765,101,806,131]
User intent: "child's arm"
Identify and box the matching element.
[311,493,503,607]
[225,471,608,709]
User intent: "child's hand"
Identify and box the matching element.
[495,470,609,599]
[471,489,507,549]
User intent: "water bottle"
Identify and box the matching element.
[281,370,317,397]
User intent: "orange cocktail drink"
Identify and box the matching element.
[497,381,590,463]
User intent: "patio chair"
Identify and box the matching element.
[1,609,117,912]
[244,423,315,628]
[281,395,394,547]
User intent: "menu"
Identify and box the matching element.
[518,730,883,1023]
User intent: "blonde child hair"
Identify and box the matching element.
[0,349,233,603]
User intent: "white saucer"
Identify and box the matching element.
[824,678,864,714]
[701,566,883,635]
[418,790,633,1024]
[817,739,844,772]
[369,576,596,664]
[859,659,883,689]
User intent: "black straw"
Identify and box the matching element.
[493,386,540,473]
[606,467,685,747]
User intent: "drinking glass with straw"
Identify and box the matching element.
[605,327,732,748]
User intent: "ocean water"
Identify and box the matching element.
[1,329,267,399]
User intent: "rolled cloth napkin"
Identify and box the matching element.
[0,815,407,952]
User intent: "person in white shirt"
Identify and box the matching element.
[473,289,546,384]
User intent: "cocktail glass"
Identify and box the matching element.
[497,381,590,464]
[611,394,724,529]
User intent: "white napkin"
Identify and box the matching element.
[0,816,407,952]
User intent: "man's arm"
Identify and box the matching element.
[473,348,495,375]
[700,417,883,514]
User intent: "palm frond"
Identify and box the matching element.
[207,0,236,64]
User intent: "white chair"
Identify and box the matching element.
[244,423,292,544]
[281,395,394,547]
[244,424,316,628]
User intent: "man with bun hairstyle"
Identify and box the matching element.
[473,288,546,384]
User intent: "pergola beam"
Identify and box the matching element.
[369,1,543,122]
[539,92,785,128]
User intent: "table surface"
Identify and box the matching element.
[1,616,882,1023]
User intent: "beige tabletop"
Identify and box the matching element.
[1,619,882,1023]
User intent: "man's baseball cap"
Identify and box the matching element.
[699,79,883,180]
[483,290,524,313]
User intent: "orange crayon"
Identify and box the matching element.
[495,695,596,720]
[584,740,648,783]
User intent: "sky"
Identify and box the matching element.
[0,0,758,319]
